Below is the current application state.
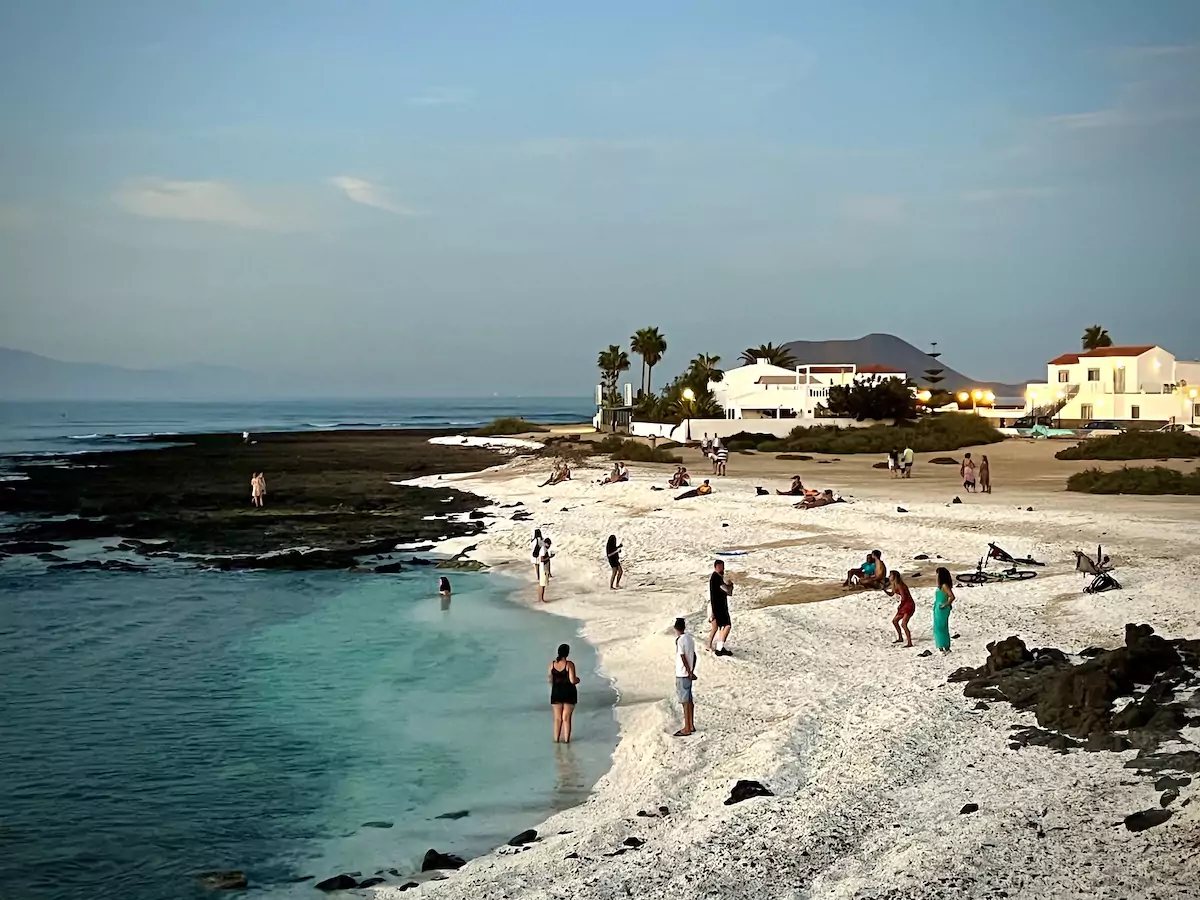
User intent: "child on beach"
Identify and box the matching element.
[606,534,623,589]
[673,618,698,737]
[961,453,977,492]
[933,567,956,654]
[884,571,915,647]
[549,644,580,743]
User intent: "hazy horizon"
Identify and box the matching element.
[2,2,1198,395]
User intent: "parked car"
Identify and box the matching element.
[1011,415,1053,429]
[1157,423,1200,433]
[1080,421,1126,437]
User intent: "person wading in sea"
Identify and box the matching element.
[548,643,580,743]
[707,559,734,656]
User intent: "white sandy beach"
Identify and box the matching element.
[381,444,1200,899]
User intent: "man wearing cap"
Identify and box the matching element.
[673,617,697,737]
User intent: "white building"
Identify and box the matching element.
[710,359,907,420]
[1023,345,1200,425]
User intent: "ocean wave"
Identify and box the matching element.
[68,434,102,440]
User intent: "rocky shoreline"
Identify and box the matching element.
[0,429,508,566]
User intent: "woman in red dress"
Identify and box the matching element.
[884,570,916,647]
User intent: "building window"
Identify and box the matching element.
[1087,369,1100,382]
[1057,370,1069,383]
[1080,404,1093,420]
[1131,406,1140,419]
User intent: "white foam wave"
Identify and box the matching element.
[428,435,543,452]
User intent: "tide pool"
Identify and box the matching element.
[0,564,616,899]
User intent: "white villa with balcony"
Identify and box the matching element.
[710,359,907,420]
[1023,345,1200,425]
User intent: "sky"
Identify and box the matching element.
[1,0,1198,396]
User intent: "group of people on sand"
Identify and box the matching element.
[699,434,729,476]
[960,452,991,493]
[776,476,838,509]
[842,549,957,653]
[539,460,572,487]
[668,466,691,488]
[600,461,630,485]
[886,446,915,478]
[249,472,267,508]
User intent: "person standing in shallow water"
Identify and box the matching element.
[549,643,580,743]
[606,535,623,589]
[537,538,554,603]
[933,567,956,654]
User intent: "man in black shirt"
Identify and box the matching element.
[707,559,734,656]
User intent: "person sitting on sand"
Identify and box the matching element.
[668,466,689,488]
[844,550,886,588]
[601,462,630,485]
[776,475,804,496]
[540,460,572,487]
[884,570,915,647]
[961,453,977,492]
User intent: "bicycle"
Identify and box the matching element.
[956,557,1038,586]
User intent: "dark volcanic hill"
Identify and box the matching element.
[780,333,1027,394]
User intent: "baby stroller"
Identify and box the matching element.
[1073,545,1121,594]
[987,542,1046,569]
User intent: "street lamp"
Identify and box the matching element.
[957,391,969,408]
[682,388,696,441]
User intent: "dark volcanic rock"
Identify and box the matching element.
[0,541,67,554]
[435,809,470,820]
[421,849,466,871]
[315,873,359,891]
[361,820,393,829]
[357,877,386,888]
[196,871,248,890]
[1161,789,1179,807]
[623,837,645,848]
[399,883,420,892]
[1078,646,1107,658]
[373,562,405,574]
[1155,775,1192,791]
[1123,808,1173,832]
[508,829,538,847]
[49,559,148,573]
[1126,750,1200,773]
[724,780,774,805]
[1085,732,1132,752]
[960,803,979,815]
[986,636,1033,673]
[1009,726,1082,753]
[36,552,68,562]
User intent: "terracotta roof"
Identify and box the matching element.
[1049,345,1157,366]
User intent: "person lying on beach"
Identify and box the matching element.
[675,480,713,500]
[883,570,915,647]
[844,550,886,589]
[794,489,837,509]
[776,475,805,495]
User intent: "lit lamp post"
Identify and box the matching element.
[682,387,695,441]
[957,391,969,410]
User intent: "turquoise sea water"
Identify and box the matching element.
[0,563,616,899]
[0,399,614,900]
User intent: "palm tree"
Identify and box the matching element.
[739,342,798,369]
[686,353,724,386]
[1082,325,1113,351]
[631,327,667,395]
[597,344,631,404]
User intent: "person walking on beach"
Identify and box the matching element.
[715,443,729,476]
[933,567,956,654]
[606,534,623,589]
[549,644,580,743]
[537,538,554,603]
[902,445,914,478]
[978,455,991,494]
[887,448,899,478]
[250,472,265,508]
[960,453,977,492]
[708,559,734,656]
[531,529,544,576]
[673,618,698,737]
[884,570,915,647]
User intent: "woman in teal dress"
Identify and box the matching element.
[933,567,956,653]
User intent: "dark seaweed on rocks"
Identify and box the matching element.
[0,430,502,560]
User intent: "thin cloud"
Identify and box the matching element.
[112,177,305,231]
[840,194,905,225]
[328,176,418,216]
[405,88,471,107]
[961,187,1059,203]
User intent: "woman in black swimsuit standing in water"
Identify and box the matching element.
[549,644,580,743]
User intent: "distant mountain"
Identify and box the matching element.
[0,347,252,400]
[779,333,1028,395]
